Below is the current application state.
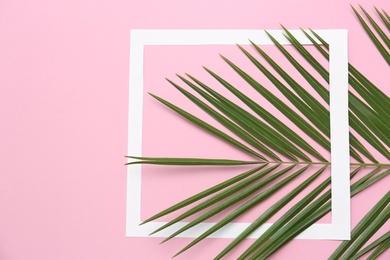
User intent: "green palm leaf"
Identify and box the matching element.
[141,165,267,224]
[351,5,390,65]
[351,231,390,259]
[127,5,390,259]
[329,191,390,259]
[375,7,390,31]
[279,27,389,162]
[175,75,310,161]
[219,54,331,153]
[148,93,266,160]
[166,78,284,161]
[246,167,390,259]
[201,67,327,161]
[172,165,311,257]
[359,6,390,49]
[151,164,277,235]
[214,165,328,259]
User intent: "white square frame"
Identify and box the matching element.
[127,29,350,240]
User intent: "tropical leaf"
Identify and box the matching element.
[351,5,390,65]
[127,5,390,259]
[329,191,390,259]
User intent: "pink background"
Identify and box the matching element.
[1,0,389,259]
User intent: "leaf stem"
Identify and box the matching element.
[266,162,390,167]
[266,161,329,165]
[351,163,390,167]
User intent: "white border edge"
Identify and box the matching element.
[126,29,350,240]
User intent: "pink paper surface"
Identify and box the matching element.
[0,0,389,260]
[141,44,333,225]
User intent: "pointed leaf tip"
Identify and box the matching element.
[148,229,159,236]
[172,249,185,258]
[280,24,287,30]
[160,237,171,244]
[236,44,245,50]
[201,66,208,72]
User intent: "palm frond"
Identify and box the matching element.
[351,231,390,259]
[375,7,390,31]
[351,5,390,65]
[329,191,390,259]
[141,165,267,224]
[214,165,327,259]
[125,156,262,166]
[201,67,327,161]
[359,6,390,49]
[127,5,390,259]
[148,93,266,160]
[369,240,390,259]
[246,167,390,259]
[178,73,312,161]
[152,164,278,236]
[279,27,386,163]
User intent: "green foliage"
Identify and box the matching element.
[127,5,390,259]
